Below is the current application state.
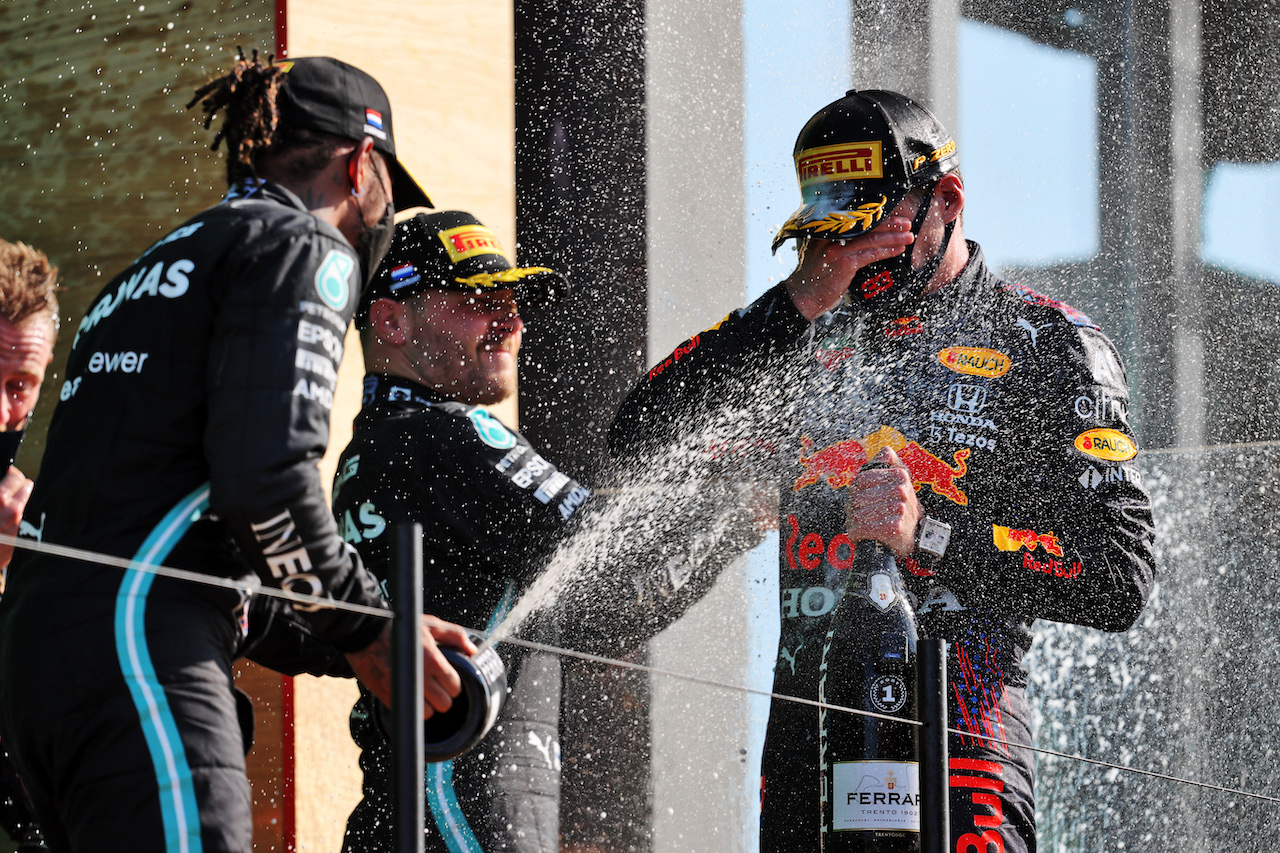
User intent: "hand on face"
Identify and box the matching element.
[844,447,921,560]
[783,213,916,320]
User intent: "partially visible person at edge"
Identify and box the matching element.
[331,210,758,852]
[0,239,59,852]
[608,89,1156,852]
[0,51,475,853]
[0,240,58,577]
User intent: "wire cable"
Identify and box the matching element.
[5,532,1275,805]
[495,633,1280,806]
[0,533,392,619]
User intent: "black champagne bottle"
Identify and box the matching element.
[819,540,920,851]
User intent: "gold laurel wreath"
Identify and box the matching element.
[779,195,889,238]
[454,267,555,289]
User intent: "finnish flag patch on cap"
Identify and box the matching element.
[389,263,420,292]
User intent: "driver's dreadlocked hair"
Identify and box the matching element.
[187,47,345,189]
[187,48,283,187]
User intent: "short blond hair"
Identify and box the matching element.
[0,239,60,333]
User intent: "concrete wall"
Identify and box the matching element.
[645,0,760,849]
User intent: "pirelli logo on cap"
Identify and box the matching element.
[438,225,505,264]
[911,139,957,172]
[796,141,884,187]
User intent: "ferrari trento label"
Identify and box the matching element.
[796,141,884,186]
[868,572,896,611]
[937,347,1012,378]
[1074,428,1137,461]
[438,224,505,263]
[832,761,920,832]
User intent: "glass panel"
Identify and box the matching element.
[1202,161,1280,283]
[958,18,1099,273]
[1029,445,1280,848]
[743,0,852,301]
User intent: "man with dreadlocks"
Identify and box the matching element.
[0,52,474,853]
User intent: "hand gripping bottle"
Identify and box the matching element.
[819,538,920,851]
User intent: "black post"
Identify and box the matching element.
[917,638,949,853]
[391,522,424,853]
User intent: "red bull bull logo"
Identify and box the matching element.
[793,426,970,505]
[793,436,867,490]
[992,524,1064,557]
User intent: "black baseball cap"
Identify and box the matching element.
[772,89,958,252]
[275,57,432,211]
[356,211,569,328]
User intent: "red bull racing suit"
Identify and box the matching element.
[0,182,387,853]
[608,243,1156,852]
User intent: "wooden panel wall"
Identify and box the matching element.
[0,0,275,473]
[0,3,289,851]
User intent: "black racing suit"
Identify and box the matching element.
[0,181,386,853]
[334,374,589,853]
[608,243,1156,853]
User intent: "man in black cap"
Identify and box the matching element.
[0,52,473,853]
[609,90,1156,852]
[332,210,578,853]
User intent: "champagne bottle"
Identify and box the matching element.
[819,539,920,852]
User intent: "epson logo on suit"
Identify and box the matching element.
[297,320,344,361]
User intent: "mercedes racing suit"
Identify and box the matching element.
[0,181,386,853]
[608,243,1156,853]
[334,374,590,853]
